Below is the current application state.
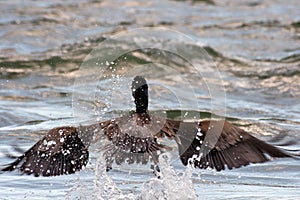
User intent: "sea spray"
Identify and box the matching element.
[93,157,135,200]
[139,153,197,200]
[65,175,91,200]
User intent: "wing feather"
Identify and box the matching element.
[177,120,291,171]
[1,127,89,176]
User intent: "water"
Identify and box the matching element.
[0,0,300,199]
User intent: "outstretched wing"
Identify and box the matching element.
[1,127,89,176]
[176,120,291,171]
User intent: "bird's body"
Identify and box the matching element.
[1,76,293,176]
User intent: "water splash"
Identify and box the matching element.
[139,153,197,200]
[66,157,135,200]
[92,157,135,200]
[65,176,91,200]
[66,153,197,200]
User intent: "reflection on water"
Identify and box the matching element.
[0,0,300,199]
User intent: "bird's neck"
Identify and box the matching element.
[134,93,148,114]
[136,107,148,114]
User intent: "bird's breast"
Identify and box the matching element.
[117,114,167,138]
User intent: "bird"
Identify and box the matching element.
[1,76,292,176]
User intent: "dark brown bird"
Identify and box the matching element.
[1,76,292,176]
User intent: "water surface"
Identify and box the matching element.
[0,0,299,199]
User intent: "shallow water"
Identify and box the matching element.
[0,0,300,199]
